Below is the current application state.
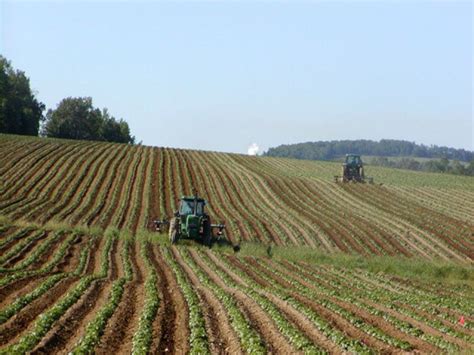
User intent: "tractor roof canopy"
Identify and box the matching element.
[180,196,206,203]
[344,154,363,166]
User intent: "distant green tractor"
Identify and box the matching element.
[335,154,373,183]
[154,193,225,246]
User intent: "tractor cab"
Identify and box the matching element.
[179,197,206,216]
[344,154,363,167]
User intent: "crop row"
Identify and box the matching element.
[0,135,472,261]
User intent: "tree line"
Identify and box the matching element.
[368,156,474,176]
[265,140,474,176]
[0,56,134,144]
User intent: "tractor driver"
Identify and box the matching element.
[180,200,194,215]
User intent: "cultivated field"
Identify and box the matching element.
[0,134,473,353]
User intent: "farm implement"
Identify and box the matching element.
[334,154,374,184]
[153,192,228,247]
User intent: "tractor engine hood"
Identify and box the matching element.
[186,215,200,228]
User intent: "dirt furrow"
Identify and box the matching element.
[207,251,342,353]
[247,257,406,353]
[171,248,244,354]
[31,238,119,354]
[95,240,140,354]
[0,234,84,307]
[0,228,34,254]
[185,248,296,354]
[0,275,80,347]
[0,235,96,347]
[147,148,162,229]
[27,232,68,270]
[148,246,191,354]
[117,147,146,230]
[367,301,473,350]
[2,231,48,269]
[71,145,128,226]
[95,240,145,354]
[274,260,440,353]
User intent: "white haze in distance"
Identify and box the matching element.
[247,143,260,156]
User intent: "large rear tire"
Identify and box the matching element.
[169,217,179,244]
[203,219,212,247]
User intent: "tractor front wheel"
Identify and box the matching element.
[169,217,179,244]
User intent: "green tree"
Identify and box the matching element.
[450,160,466,175]
[101,109,135,144]
[43,97,134,144]
[0,56,45,135]
[465,160,474,176]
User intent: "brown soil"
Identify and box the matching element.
[0,275,48,309]
[27,232,68,270]
[147,148,162,229]
[117,148,145,230]
[23,147,96,223]
[54,234,86,274]
[367,301,473,350]
[0,235,84,309]
[31,238,119,353]
[0,275,46,307]
[225,255,270,288]
[0,228,32,254]
[100,150,138,229]
[95,240,145,355]
[38,144,114,224]
[397,303,474,338]
[185,248,296,354]
[71,145,128,226]
[0,276,79,347]
[149,246,190,354]
[252,257,403,353]
[161,148,172,216]
[207,250,342,353]
[270,260,442,353]
[2,231,48,268]
[88,147,133,228]
[171,248,243,354]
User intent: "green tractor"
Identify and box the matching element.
[154,193,225,246]
[335,154,373,183]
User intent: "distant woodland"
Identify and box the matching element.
[265,140,474,176]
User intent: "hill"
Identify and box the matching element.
[1,134,473,262]
[1,134,473,353]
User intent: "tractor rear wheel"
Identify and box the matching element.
[169,217,179,244]
[203,219,212,247]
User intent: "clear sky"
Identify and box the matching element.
[1,0,472,153]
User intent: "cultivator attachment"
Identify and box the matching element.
[153,219,169,232]
[154,219,227,238]
[334,175,374,184]
[211,223,226,237]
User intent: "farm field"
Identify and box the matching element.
[0,134,473,353]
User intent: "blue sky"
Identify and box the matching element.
[1,1,472,153]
